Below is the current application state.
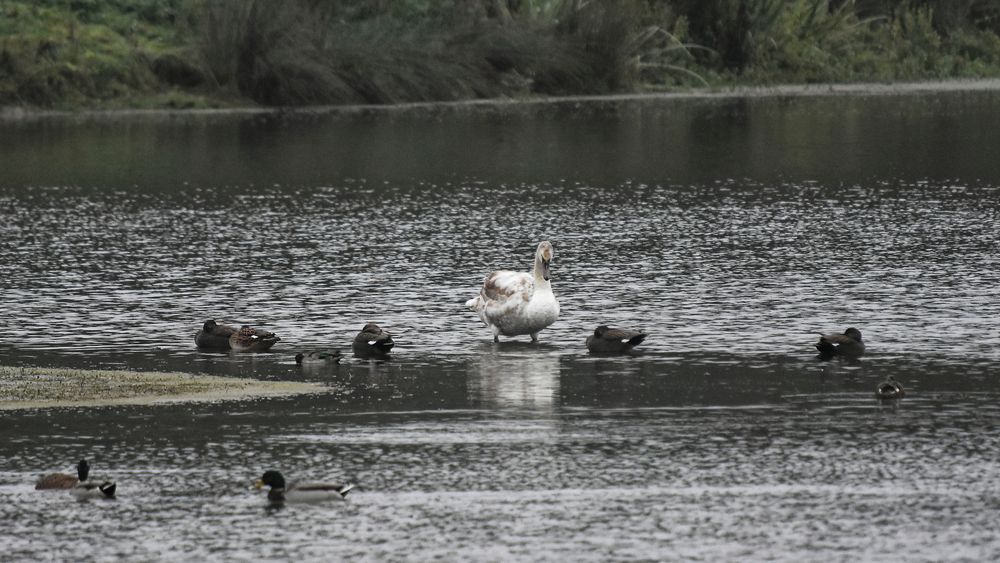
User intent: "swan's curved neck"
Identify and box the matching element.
[533,255,551,290]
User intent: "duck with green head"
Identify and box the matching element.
[254,470,353,503]
[295,350,342,365]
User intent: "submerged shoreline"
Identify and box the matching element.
[0,366,325,410]
[4,79,1000,123]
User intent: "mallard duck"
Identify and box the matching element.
[229,325,280,352]
[465,241,560,342]
[35,459,89,490]
[295,350,342,364]
[586,326,647,354]
[815,327,865,359]
[70,480,116,500]
[195,320,237,349]
[353,323,395,357]
[254,470,353,503]
[876,376,905,400]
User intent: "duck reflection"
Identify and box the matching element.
[467,348,560,410]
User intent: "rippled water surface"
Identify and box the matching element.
[2,91,1000,561]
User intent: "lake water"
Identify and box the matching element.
[2,89,999,561]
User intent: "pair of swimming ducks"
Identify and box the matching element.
[36,461,347,505]
[816,328,905,399]
[195,321,395,362]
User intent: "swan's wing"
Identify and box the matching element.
[480,270,533,303]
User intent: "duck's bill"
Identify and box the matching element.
[542,260,551,281]
[253,480,264,490]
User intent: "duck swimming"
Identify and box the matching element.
[229,325,280,352]
[195,320,238,350]
[295,350,342,365]
[35,459,89,490]
[876,376,905,400]
[254,470,353,503]
[353,323,395,357]
[466,241,560,342]
[70,480,116,500]
[815,327,865,360]
[586,326,647,354]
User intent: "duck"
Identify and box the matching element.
[295,350,342,365]
[70,480,116,500]
[876,376,905,400]
[586,326,647,354]
[229,325,280,352]
[353,323,395,357]
[254,470,353,503]
[195,319,238,349]
[35,459,89,490]
[815,327,865,360]
[465,241,560,342]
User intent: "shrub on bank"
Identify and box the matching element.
[3,0,1000,109]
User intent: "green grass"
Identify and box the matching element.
[4,0,1000,110]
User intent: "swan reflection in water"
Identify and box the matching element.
[467,348,560,410]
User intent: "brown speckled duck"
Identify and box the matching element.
[229,325,280,352]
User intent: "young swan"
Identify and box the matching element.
[466,241,560,342]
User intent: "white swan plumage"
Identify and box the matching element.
[466,241,560,342]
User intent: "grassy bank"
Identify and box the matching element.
[0,366,325,409]
[3,0,1000,109]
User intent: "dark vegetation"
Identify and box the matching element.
[3,0,1000,109]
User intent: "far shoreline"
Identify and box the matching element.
[4,79,1000,123]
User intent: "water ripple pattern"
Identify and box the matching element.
[1,179,998,359]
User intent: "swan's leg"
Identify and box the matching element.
[530,332,539,342]
[494,335,500,343]
[492,326,501,343]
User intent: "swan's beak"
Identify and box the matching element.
[253,480,264,490]
[542,260,551,281]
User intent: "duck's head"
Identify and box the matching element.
[202,320,217,332]
[536,241,554,281]
[361,323,382,335]
[844,327,863,342]
[594,325,610,337]
[77,459,90,482]
[255,470,286,490]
